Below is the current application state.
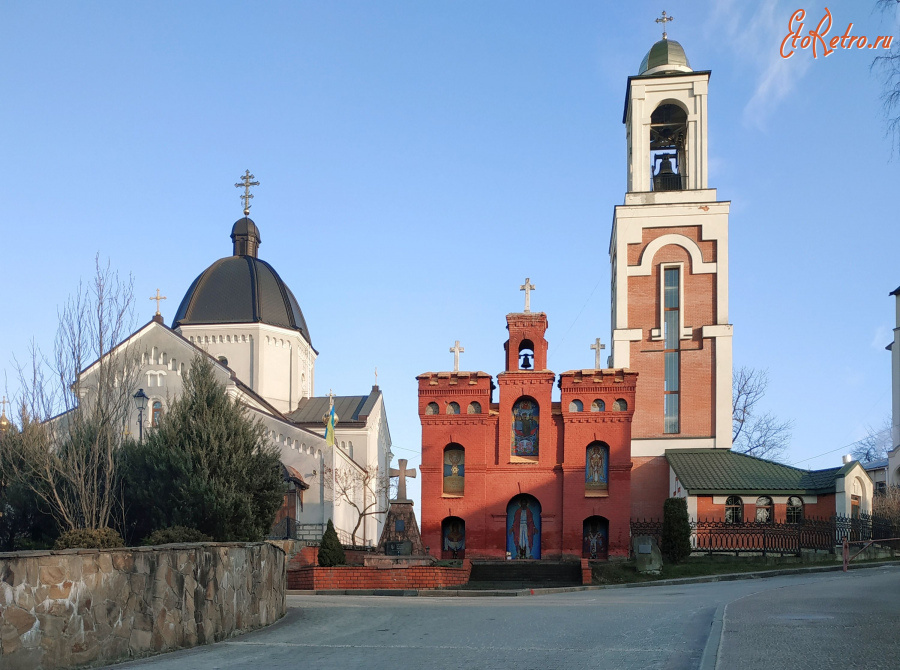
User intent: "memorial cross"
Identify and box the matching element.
[389,458,417,502]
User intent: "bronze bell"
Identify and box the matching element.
[657,155,675,174]
[520,352,533,369]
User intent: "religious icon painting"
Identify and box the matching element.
[582,516,609,560]
[585,442,609,493]
[511,397,539,458]
[443,446,465,495]
[441,516,465,559]
[506,494,541,560]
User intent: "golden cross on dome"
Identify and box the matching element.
[235,170,260,216]
[149,289,167,315]
[0,395,8,414]
[656,10,674,40]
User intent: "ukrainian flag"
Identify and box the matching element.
[324,404,336,446]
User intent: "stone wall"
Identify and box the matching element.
[288,559,471,591]
[0,542,286,670]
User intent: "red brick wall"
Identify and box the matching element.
[286,546,370,568]
[630,456,671,519]
[288,560,473,590]
[418,350,636,561]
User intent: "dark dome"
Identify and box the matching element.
[231,217,261,242]
[639,39,692,75]
[173,256,312,344]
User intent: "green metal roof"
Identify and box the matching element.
[639,38,692,75]
[666,449,853,495]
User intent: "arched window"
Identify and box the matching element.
[568,399,583,413]
[591,399,605,412]
[725,496,743,524]
[585,442,609,493]
[151,401,163,427]
[518,340,535,370]
[443,445,464,495]
[786,496,803,524]
[467,401,481,414]
[425,402,439,415]
[650,103,688,191]
[447,402,460,415]
[612,398,628,412]
[756,496,774,524]
[441,516,465,559]
[511,397,539,458]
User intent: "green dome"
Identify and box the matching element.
[639,39,692,75]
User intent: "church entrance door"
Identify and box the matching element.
[506,494,541,559]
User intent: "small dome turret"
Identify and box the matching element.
[231,217,261,257]
[639,38,692,76]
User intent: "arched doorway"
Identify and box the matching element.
[583,516,609,559]
[441,517,465,559]
[506,494,541,559]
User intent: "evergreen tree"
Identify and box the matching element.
[122,356,284,542]
[661,497,692,564]
[318,519,346,567]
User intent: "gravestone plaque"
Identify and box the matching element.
[632,535,663,574]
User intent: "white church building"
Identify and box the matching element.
[82,194,392,546]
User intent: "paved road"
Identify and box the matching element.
[118,566,900,670]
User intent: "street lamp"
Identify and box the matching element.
[133,388,148,442]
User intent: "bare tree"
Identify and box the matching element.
[2,257,139,532]
[732,367,793,461]
[875,0,900,154]
[850,417,893,463]
[323,463,389,546]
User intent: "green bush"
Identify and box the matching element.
[318,519,346,567]
[54,527,125,550]
[661,497,692,564]
[142,526,213,545]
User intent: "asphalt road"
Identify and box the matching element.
[117,565,900,670]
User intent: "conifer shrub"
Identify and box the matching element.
[661,497,692,564]
[54,527,125,550]
[318,519,346,567]
[121,356,284,543]
[142,526,213,545]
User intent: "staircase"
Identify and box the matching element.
[466,561,581,588]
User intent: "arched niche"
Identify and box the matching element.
[443,444,465,495]
[441,516,465,559]
[506,494,541,560]
[583,516,609,559]
[511,397,539,459]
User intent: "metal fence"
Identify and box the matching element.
[267,517,376,552]
[631,514,900,557]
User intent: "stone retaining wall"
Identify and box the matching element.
[288,559,472,591]
[0,542,286,670]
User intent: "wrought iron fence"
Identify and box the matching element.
[630,514,900,557]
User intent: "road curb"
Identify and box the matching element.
[284,560,899,598]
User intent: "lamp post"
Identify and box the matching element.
[133,388,148,442]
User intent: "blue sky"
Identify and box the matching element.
[2,1,898,507]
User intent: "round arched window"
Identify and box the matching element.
[568,399,583,413]
[447,402,460,415]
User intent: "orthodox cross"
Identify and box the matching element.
[149,289,167,316]
[374,367,378,386]
[520,278,536,313]
[590,337,606,369]
[0,395,8,414]
[449,340,465,372]
[235,170,260,216]
[656,10,674,39]
[389,458,417,502]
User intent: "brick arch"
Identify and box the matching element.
[629,233,716,276]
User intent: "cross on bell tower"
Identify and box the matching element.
[590,337,606,369]
[520,278,536,313]
[235,170,260,216]
[449,340,465,372]
[656,10,674,39]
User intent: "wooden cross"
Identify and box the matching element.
[590,337,606,369]
[656,10,674,39]
[149,289,167,315]
[520,278,536,313]
[449,340,465,372]
[389,458,416,502]
[235,170,260,216]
